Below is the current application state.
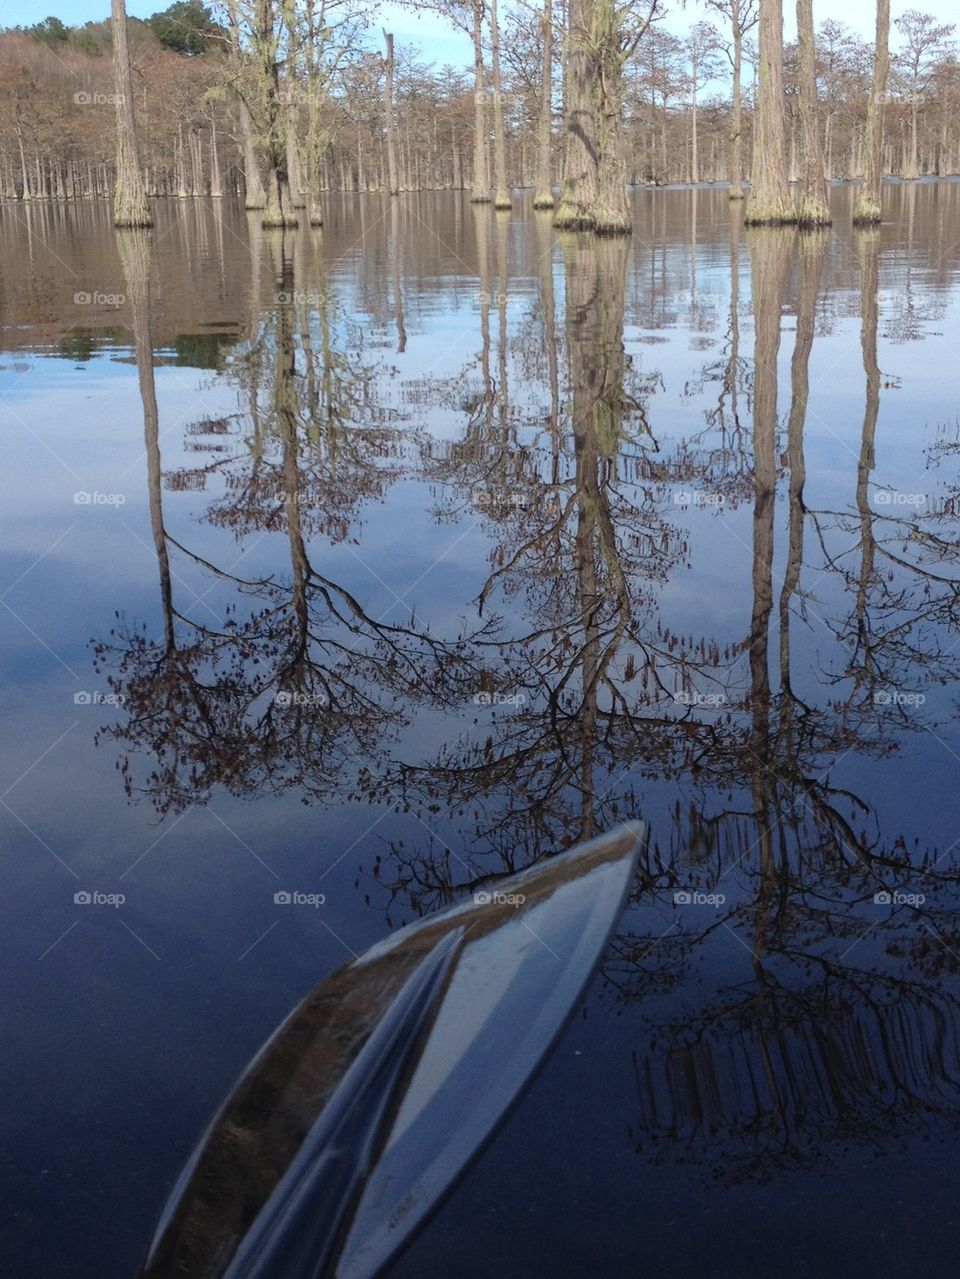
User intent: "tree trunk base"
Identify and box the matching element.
[114,184,152,229]
[852,197,882,225]
[494,193,512,210]
[744,193,798,226]
[261,212,299,228]
[533,192,556,209]
[796,195,832,228]
[553,201,595,231]
[728,188,747,200]
[591,202,632,236]
[470,192,491,203]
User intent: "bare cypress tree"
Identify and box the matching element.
[795,0,831,225]
[707,0,758,199]
[110,0,151,227]
[744,0,795,224]
[225,0,267,208]
[257,0,297,228]
[590,0,632,234]
[470,0,491,201]
[383,31,399,196]
[533,0,555,208]
[854,0,890,224]
[490,0,511,208]
[553,0,599,229]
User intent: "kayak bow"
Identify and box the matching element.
[140,822,643,1279]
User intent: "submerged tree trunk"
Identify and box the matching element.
[533,0,555,208]
[470,0,491,202]
[111,0,152,227]
[795,0,831,225]
[490,0,512,208]
[745,0,794,225]
[854,0,890,223]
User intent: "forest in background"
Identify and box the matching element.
[1,0,959,208]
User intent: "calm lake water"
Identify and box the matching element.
[2,182,960,1277]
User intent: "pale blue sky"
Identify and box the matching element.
[7,1,959,69]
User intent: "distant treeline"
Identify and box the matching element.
[0,1,958,205]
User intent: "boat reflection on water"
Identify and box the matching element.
[139,825,642,1279]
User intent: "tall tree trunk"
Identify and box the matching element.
[554,0,598,228]
[209,114,223,197]
[383,31,399,196]
[745,0,794,225]
[691,62,699,184]
[226,0,267,208]
[905,95,920,180]
[729,23,746,198]
[111,0,152,227]
[470,0,491,201]
[239,98,267,208]
[533,0,555,208]
[490,0,512,208]
[591,0,631,234]
[256,0,297,227]
[795,0,831,225]
[854,0,889,223]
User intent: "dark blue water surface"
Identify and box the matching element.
[2,184,960,1277]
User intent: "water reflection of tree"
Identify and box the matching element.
[95,230,488,814]
[604,227,960,1187]
[364,222,960,1187]
[381,234,738,911]
[806,228,960,720]
[97,213,960,1187]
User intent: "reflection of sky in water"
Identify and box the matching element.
[2,186,960,1277]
